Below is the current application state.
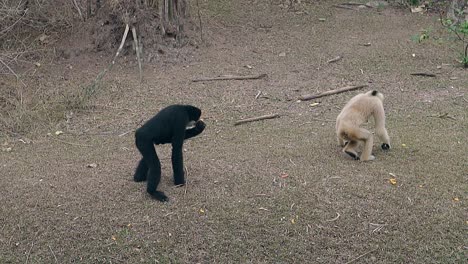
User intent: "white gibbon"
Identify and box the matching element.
[335,90,391,161]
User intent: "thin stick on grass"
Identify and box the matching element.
[0,58,19,79]
[255,90,262,99]
[327,55,342,63]
[410,72,436,77]
[234,113,279,126]
[299,85,367,101]
[72,0,84,21]
[333,4,357,10]
[192,73,267,82]
[48,245,58,264]
[25,242,34,264]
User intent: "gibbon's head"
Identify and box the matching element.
[185,105,202,121]
[368,90,384,101]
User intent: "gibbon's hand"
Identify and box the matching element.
[195,120,206,132]
[381,143,390,150]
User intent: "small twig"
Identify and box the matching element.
[325,212,340,222]
[369,223,387,233]
[341,2,370,6]
[113,24,130,66]
[131,26,143,84]
[0,9,28,37]
[234,113,279,126]
[118,130,133,137]
[192,73,267,82]
[72,0,84,21]
[427,113,456,120]
[164,212,175,217]
[0,58,19,79]
[50,138,93,147]
[344,249,377,264]
[25,242,35,264]
[410,72,436,77]
[333,4,358,10]
[255,90,262,99]
[327,55,342,63]
[299,85,368,101]
[48,245,58,264]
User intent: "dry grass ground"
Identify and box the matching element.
[0,0,467,263]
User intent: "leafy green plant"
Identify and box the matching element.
[411,28,431,43]
[441,18,468,68]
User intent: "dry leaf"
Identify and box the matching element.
[389,178,397,185]
[453,197,460,202]
[199,208,205,213]
[111,235,117,241]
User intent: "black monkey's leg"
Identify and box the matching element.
[135,137,168,202]
[134,158,148,182]
[171,143,185,185]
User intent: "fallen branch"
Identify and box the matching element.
[427,113,456,120]
[410,72,436,77]
[192,73,267,82]
[327,55,342,63]
[333,4,358,10]
[299,85,368,101]
[72,0,84,21]
[234,113,279,126]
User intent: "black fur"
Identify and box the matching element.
[381,143,390,150]
[371,90,378,96]
[345,151,360,160]
[134,105,205,202]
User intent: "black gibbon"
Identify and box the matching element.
[134,105,206,201]
[335,90,390,161]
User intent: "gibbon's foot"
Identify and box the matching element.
[345,151,360,160]
[174,176,185,186]
[381,143,390,150]
[361,155,375,162]
[149,190,169,202]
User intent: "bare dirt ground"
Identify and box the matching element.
[1,0,467,263]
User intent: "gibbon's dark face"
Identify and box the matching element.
[185,105,202,122]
